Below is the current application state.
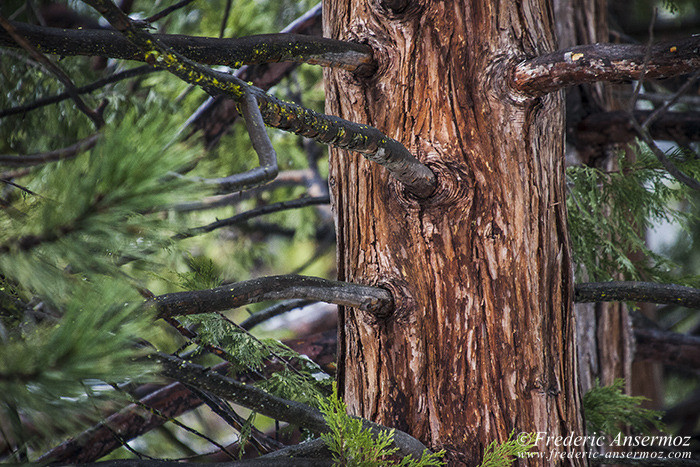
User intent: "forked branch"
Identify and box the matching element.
[78,0,436,197]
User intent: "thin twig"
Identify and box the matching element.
[219,0,232,38]
[145,0,198,23]
[178,195,330,238]
[628,8,657,113]
[239,299,316,330]
[0,134,100,167]
[0,16,104,128]
[642,69,700,129]
[628,116,700,190]
[0,66,155,118]
[172,170,315,212]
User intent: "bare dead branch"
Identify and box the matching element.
[0,134,100,167]
[511,36,700,97]
[207,90,278,191]
[574,281,700,309]
[0,21,374,72]
[152,274,393,319]
[78,0,437,197]
[0,66,155,118]
[178,195,330,238]
[0,16,104,128]
[37,328,338,464]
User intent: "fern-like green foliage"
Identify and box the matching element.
[318,383,445,467]
[477,431,537,467]
[583,378,665,437]
[567,145,700,284]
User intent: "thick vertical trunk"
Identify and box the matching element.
[324,0,584,464]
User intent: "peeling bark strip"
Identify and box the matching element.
[0,22,374,72]
[81,0,436,198]
[512,36,700,96]
[325,0,583,465]
[153,275,393,319]
[575,281,700,309]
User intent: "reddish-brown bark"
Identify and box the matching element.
[324,1,584,464]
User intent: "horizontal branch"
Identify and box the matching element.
[574,281,700,309]
[177,195,330,238]
[0,21,374,72]
[0,134,100,167]
[152,275,393,319]
[512,36,700,96]
[155,352,430,460]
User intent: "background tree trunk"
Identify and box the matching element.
[324,0,584,464]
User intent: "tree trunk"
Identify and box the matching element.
[324,0,584,465]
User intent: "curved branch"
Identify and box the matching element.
[0,134,100,167]
[207,90,278,191]
[0,21,374,72]
[80,0,437,197]
[574,281,700,309]
[153,274,393,319]
[512,36,700,97]
[154,352,430,460]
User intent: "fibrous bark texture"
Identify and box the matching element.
[324,0,584,464]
